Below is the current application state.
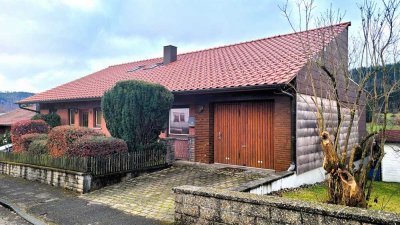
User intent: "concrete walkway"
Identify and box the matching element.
[0,205,31,225]
[0,175,163,225]
[81,163,271,223]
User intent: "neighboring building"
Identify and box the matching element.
[18,22,365,183]
[0,107,37,134]
[381,130,400,182]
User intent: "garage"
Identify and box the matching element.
[213,101,274,169]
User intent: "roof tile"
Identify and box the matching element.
[19,22,350,104]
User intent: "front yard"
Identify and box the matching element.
[277,182,400,214]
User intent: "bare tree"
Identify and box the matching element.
[280,0,400,207]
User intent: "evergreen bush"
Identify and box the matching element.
[102,80,174,151]
[32,113,61,128]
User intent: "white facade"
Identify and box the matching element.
[382,144,400,182]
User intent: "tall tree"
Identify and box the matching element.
[280,0,400,207]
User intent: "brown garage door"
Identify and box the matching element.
[214,101,274,169]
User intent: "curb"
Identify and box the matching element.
[0,198,48,225]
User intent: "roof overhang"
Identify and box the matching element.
[17,83,290,105]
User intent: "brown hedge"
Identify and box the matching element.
[11,120,50,153]
[70,136,128,157]
[47,125,104,157]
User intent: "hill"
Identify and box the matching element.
[0,92,34,113]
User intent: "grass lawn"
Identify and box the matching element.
[280,182,400,214]
[367,112,400,131]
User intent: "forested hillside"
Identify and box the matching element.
[0,92,34,113]
[351,63,400,112]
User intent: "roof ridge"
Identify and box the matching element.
[108,22,351,68]
[177,22,351,56]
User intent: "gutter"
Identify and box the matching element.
[278,88,297,172]
[18,104,39,113]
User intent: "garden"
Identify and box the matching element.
[0,80,174,178]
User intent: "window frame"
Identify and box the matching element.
[168,107,190,136]
[94,108,102,128]
[81,110,89,127]
[69,109,75,125]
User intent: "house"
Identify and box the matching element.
[18,22,365,182]
[381,130,400,182]
[0,107,37,134]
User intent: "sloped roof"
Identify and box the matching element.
[378,130,400,143]
[0,108,36,126]
[19,22,350,104]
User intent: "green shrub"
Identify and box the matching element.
[28,139,48,155]
[20,133,48,152]
[70,136,128,157]
[11,120,50,153]
[47,125,104,157]
[102,80,174,151]
[32,113,61,128]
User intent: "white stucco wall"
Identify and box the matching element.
[249,166,327,195]
[382,144,400,183]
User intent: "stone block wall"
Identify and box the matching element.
[173,185,400,225]
[0,162,91,193]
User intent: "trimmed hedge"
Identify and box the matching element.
[48,125,104,157]
[102,80,174,151]
[11,120,50,153]
[32,113,61,128]
[28,139,48,155]
[70,136,128,157]
[20,133,48,152]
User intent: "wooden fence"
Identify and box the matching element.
[0,147,169,177]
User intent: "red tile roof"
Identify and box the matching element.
[379,130,400,143]
[19,22,350,104]
[0,108,36,126]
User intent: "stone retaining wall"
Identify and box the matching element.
[0,162,91,193]
[173,185,400,225]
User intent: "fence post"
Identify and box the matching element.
[164,137,176,165]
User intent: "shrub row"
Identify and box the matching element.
[11,121,128,157]
[20,133,48,152]
[11,120,50,153]
[47,125,105,157]
[71,136,128,157]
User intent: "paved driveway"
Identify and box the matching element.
[81,164,269,223]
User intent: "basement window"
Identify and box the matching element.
[169,108,189,135]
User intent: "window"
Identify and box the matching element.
[95,109,102,128]
[169,108,189,135]
[81,111,89,127]
[69,109,75,125]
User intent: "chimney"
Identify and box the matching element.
[163,45,177,65]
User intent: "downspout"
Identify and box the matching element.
[18,104,40,113]
[279,89,296,172]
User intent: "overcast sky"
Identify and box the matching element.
[0,0,364,93]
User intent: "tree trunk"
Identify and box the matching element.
[321,131,366,207]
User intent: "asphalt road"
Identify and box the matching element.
[0,205,31,225]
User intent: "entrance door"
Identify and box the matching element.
[214,101,274,169]
[81,111,89,127]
